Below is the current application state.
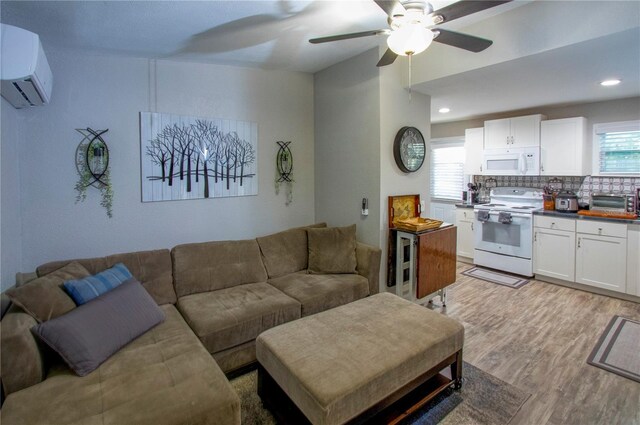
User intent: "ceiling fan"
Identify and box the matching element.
[309,0,512,67]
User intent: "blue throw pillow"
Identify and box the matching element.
[63,263,133,305]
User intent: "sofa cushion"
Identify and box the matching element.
[63,263,133,305]
[37,249,177,306]
[308,225,357,274]
[256,223,328,279]
[268,272,369,317]
[0,306,45,396]
[256,228,308,278]
[172,239,268,297]
[1,304,241,425]
[177,282,300,354]
[33,279,166,377]
[6,262,90,323]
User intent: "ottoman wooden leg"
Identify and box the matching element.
[451,349,463,390]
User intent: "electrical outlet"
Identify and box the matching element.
[420,200,425,212]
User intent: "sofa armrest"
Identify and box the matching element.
[356,242,382,295]
[1,307,45,397]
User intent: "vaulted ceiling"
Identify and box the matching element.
[2,1,639,123]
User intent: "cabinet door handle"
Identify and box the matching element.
[471,222,474,231]
[480,164,482,172]
[541,164,544,172]
[534,232,537,242]
[577,238,581,248]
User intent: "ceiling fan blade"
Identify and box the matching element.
[432,0,512,24]
[309,30,388,44]
[433,29,493,52]
[373,0,406,18]
[377,48,398,67]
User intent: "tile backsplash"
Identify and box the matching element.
[473,175,639,204]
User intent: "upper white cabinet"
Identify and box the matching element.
[484,114,545,149]
[464,127,484,175]
[540,117,589,176]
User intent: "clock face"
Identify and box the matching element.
[393,127,425,173]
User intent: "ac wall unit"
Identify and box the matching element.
[0,23,53,108]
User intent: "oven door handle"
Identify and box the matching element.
[474,211,532,219]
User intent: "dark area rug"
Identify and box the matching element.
[230,362,530,425]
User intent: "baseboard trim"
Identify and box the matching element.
[536,275,640,303]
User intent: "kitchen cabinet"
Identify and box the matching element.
[455,208,475,260]
[484,114,545,149]
[534,217,576,281]
[627,225,640,296]
[575,221,627,293]
[541,117,589,176]
[464,127,484,175]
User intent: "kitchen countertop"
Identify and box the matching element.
[533,210,640,225]
[455,203,486,209]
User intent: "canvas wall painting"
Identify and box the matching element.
[140,112,258,202]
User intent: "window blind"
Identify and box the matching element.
[595,121,640,175]
[430,143,465,200]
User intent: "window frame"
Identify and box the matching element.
[430,137,467,203]
[591,120,640,177]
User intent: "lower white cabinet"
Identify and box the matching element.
[534,216,636,297]
[575,220,628,294]
[534,227,576,281]
[627,225,640,296]
[576,233,627,293]
[455,208,475,260]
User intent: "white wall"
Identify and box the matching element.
[378,51,431,289]
[314,48,431,291]
[13,49,315,272]
[1,99,25,290]
[314,49,381,247]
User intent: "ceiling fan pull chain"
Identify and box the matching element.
[408,53,412,102]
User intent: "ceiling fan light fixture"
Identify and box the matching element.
[600,79,621,86]
[387,24,433,56]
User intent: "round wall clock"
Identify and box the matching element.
[393,126,425,173]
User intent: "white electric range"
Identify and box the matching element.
[473,187,543,277]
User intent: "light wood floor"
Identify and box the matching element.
[430,262,640,425]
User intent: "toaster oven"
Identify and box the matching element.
[590,193,636,213]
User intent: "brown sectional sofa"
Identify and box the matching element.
[0,224,382,425]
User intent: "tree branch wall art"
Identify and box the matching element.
[140,112,258,202]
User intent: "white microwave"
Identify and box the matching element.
[482,147,540,176]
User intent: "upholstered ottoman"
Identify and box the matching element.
[256,293,464,425]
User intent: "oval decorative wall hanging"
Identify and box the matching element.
[275,141,294,205]
[74,128,113,218]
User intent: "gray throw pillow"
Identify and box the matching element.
[32,278,165,377]
[307,224,357,274]
[6,262,90,323]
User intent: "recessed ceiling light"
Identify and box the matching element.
[439,107,451,113]
[600,79,621,86]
